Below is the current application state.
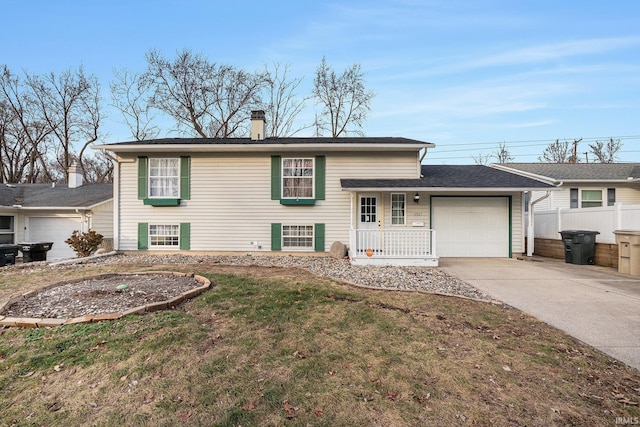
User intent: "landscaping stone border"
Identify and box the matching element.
[0,271,211,328]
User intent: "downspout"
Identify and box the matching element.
[527,191,551,257]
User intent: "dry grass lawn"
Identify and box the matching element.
[0,259,639,426]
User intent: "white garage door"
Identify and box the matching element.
[26,216,83,260]
[432,197,509,257]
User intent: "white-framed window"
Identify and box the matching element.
[391,193,406,225]
[0,216,14,244]
[570,188,610,208]
[282,158,314,199]
[149,224,180,247]
[149,158,180,198]
[282,225,314,249]
[581,189,602,208]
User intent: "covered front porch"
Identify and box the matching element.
[349,227,438,266]
[345,191,439,266]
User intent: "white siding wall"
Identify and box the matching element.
[532,184,640,211]
[91,200,113,238]
[117,151,419,252]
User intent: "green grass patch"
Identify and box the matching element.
[0,264,637,426]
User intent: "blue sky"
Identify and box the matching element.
[2,0,640,163]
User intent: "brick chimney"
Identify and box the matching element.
[250,110,266,141]
[68,162,84,188]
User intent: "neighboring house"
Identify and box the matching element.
[0,165,113,260]
[95,111,554,266]
[492,163,640,211]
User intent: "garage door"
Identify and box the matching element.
[26,217,83,260]
[432,197,509,257]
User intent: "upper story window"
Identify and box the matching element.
[282,158,314,199]
[0,216,14,244]
[149,158,180,198]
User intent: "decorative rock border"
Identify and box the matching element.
[0,271,212,328]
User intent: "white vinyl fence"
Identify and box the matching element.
[527,203,640,244]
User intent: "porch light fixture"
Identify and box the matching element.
[413,193,420,204]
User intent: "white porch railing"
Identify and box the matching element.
[349,228,437,266]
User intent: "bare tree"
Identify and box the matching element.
[539,139,573,163]
[472,152,492,165]
[110,68,159,141]
[144,48,266,138]
[27,66,102,182]
[263,62,310,137]
[494,142,514,163]
[312,57,375,137]
[589,138,621,163]
[0,65,53,182]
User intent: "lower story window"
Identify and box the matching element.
[149,224,179,247]
[391,193,406,225]
[282,225,313,249]
[0,216,14,244]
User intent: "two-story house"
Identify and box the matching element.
[95,111,554,266]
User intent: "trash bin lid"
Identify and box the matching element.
[613,230,640,235]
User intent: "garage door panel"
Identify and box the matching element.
[432,197,509,257]
[27,217,82,260]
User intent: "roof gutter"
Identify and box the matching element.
[341,187,558,192]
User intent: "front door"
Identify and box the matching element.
[357,194,380,252]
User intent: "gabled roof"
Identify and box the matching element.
[0,183,113,210]
[493,163,640,183]
[94,137,434,153]
[341,165,556,192]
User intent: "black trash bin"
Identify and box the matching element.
[0,244,19,267]
[19,242,54,262]
[559,230,599,265]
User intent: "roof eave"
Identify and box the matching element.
[490,164,557,185]
[341,186,558,192]
[93,142,435,153]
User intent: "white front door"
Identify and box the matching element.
[356,194,381,253]
[357,194,380,230]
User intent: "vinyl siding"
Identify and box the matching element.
[91,200,113,238]
[117,151,419,252]
[532,184,640,211]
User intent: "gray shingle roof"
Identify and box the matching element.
[341,165,555,190]
[497,163,640,181]
[0,183,112,208]
[101,137,431,146]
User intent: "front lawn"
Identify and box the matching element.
[0,261,638,426]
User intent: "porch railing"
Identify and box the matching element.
[349,228,436,258]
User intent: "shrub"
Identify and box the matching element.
[65,229,104,257]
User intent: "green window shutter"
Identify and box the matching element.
[271,156,281,200]
[315,155,325,200]
[137,157,148,200]
[179,223,190,250]
[137,223,148,250]
[180,156,191,200]
[271,223,282,251]
[314,223,325,252]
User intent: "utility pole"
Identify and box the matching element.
[571,138,582,163]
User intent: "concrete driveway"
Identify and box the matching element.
[439,257,640,371]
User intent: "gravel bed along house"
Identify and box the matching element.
[88,253,491,301]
